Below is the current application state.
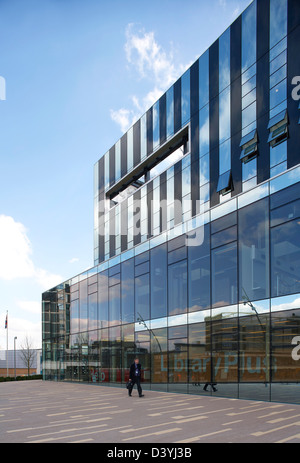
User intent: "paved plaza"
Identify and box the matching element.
[1,380,300,443]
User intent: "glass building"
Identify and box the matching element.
[42,0,300,403]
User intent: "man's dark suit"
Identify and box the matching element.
[128,362,143,397]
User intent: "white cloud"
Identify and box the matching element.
[69,257,79,264]
[232,7,241,18]
[124,23,180,89]
[0,214,62,290]
[11,316,41,349]
[0,309,41,349]
[0,215,35,280]
[17,300,41,315]
[110,107,133,134]
[35,268,62,290]
[111,23,192,133]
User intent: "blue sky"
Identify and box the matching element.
[0,0,252,349]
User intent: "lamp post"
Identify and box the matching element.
[136,312,162,353]
[5,310,8,377]
[14,337,17,380]
[242,287,270,384]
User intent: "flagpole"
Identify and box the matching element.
[6,311,8,377]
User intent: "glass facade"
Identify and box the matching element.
[43,0,300,403]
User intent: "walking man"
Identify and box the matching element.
[128,357,144,397]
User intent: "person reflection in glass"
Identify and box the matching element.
[128,358,144,397]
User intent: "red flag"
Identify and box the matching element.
[5,314,7,329]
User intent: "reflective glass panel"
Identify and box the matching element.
[121,259,135,324]
[270,37,287,62]
[211,225,237,249]
[189,322,211,384]
[151,244,167,319]
[168,260,188,316]
[270,50,287,75]
[199,50,209,110]
[270,0,287,50]
[188,224,210,312]
[122,323,135,382]
[79,279,88,332]
[242,75,256,98]
[181,69,190,126]
[242,0,257,73]
[70,299,79,334]
[270,140,287,168]
[88,292,98,331]
[270,64,287,90]
[108,326,121,382]
[242,101,256,131]
[211,307,238,382]
[151,328,168,383]
[169,336,188,383]
[219,28,230,92]
[239,198,270,302]
[271,200,300,227]
[108,283,121,326]
[270,161,286,178]
[270,78,287,110]
[135,273,150,322]
[242,88,256,110]
[271,308,300,382]
[242,157,257,182]
[200,152,209,185]
[98,271,108,328]
[219,86,231,144]
[271,219,300,297]
[219,139,231,175]
[239,311,270,382]
[199,104,209,157]
[212,242,237,307]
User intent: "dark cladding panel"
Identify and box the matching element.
[209,40,219,208]
[98,156,105,230]
[256,0,270,184]
[288,0,300,31]
[287,0,300,169]
[190,59,199,118]
[120,133,127,178]
[159,93,167,146]
[174,78,182,134]
[191,112,199,216]
[147,181,153,238]
[98,217,105,264]
[133,189,141,247]
[133,119,141,168]
[98,155,105,196]
[190,59,200,216]
[147,107,153,156]
[109,145,115,188]
[230,16,242,197]
[160,171,167,233]
[121,199,128,253]
[174,160,182,225]
[109,208,115,258]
